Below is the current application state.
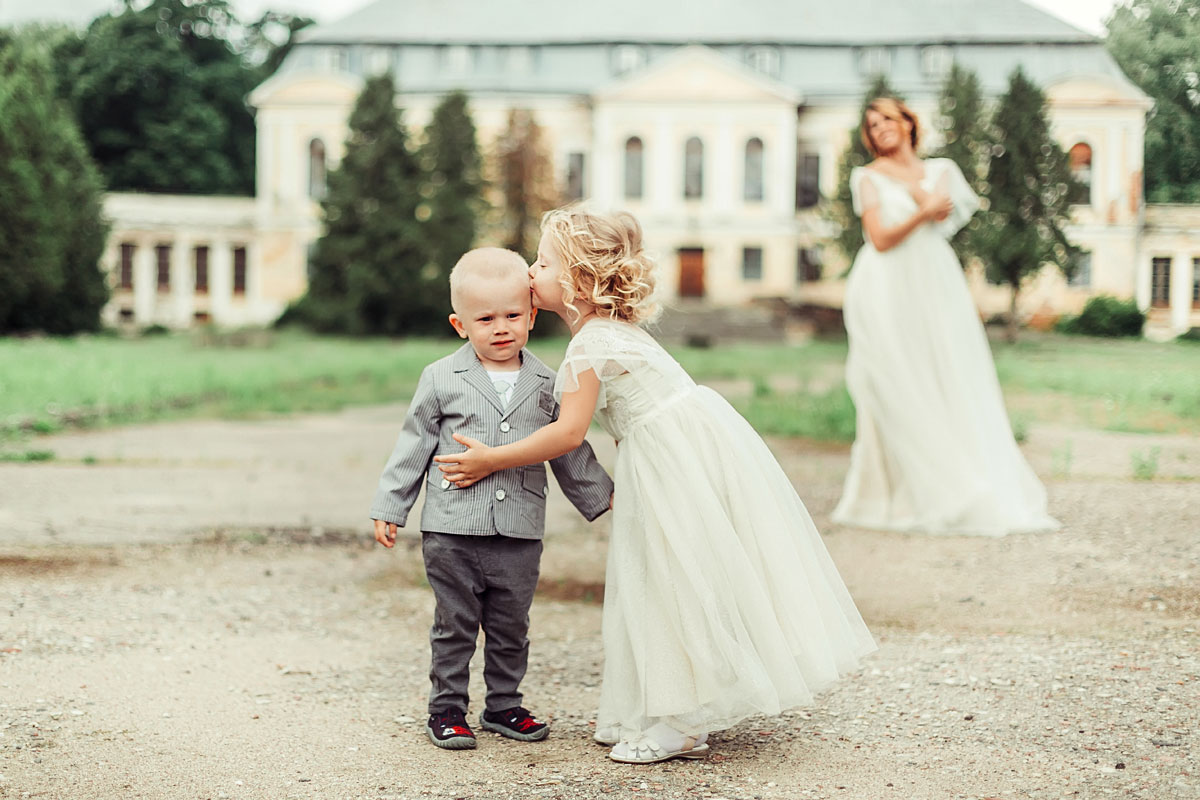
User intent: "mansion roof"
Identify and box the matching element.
[300,0,1094,45]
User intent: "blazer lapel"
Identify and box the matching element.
[451,344,506,414]
[503,350,554,421]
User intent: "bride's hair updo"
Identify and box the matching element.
[860,97,921,157]
[540,206,661,325]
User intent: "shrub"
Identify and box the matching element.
[1055,295,1144,338]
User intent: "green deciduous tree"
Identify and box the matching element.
[974,68,1080,343]
[829,75,900,265]
[52,0,310,196]
[495,109,556,261]
[933,63,991,266]
[420,91,485,299]
[1106,0,1200,202]
[0,37,109,334]
[293,74,437,335]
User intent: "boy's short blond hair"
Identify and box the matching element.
[448,247,529,313]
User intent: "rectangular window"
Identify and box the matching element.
[233,247,247,296]
[194,246,209,294]
[118,243,135,289]
[1151,257,1171,308]
[1193,257,1200,308]
[155,244,171,291]
[742,247,763,281]
[566,152,585,202]
[796,153,820,209]
[1068,252,1092,288]
[796,247,822,283]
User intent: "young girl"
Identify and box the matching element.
[435,208,876,764]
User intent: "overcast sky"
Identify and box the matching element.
[0,0,1120,36]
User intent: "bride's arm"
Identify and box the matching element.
[862,192,952,253]
[434,368,602,487]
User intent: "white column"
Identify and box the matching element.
[713,114,735,216]
[651,113,673,215]
[133,238,156,325]
[775,110,798,218]
[1171,250,1192,334]
[1134,251,1151,311]
[592,107,615,207]
[171,237,193,328]
[210,239,233,326]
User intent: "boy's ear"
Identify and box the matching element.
[528,308,538,329]
[448,313,468,339]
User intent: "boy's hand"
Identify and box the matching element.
[433,433,495,488]
[374,518,399,548]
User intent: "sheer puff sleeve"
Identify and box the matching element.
[930,159,980,239]
[849,166,880,218]
[554,321,654,412]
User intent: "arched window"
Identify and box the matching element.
[1068,142,1092,205]
[309,138,327,200]
[684,137,704,200]
[744,137,764,202]
[624,137,644,200]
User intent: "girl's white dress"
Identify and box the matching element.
[556,319,876,739]
[832,158,1059,536]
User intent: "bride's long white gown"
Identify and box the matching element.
[557,319,876,740]
[832,158,1059,536]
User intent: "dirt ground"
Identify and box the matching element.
[1,405,1197,800]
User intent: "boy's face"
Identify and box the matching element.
[449,275,536,371]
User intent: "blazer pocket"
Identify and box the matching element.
[536,389,556,418]
[521,465,548,498]
[428,466,454,492]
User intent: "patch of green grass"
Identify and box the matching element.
[733,386,857,441]
[0,449,55,462]
[993,335,1200,435]
[0,330,463,436]
[1131,447,1161,481]
[1,329,1194,446]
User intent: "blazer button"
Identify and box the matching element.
[495,489,506,501]
[441,478,451,489]
[542,485,548,497]
[499,421,511,433]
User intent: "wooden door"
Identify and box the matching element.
[678,248,705,298]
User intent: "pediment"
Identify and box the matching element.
[249,71,364,110]
[1046,75,1153,111]
[595,45,801,106]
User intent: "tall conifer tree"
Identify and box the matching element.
[298,73,434,335]
[420,91,484,305]
[0,38,109,334]
[495,109,556,261]
[974,68,1079,342]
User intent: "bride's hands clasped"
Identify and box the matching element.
[915,190,953,222]
[434,433,497,487]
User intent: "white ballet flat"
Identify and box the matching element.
[608,734,710,764]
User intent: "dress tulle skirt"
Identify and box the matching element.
[596,385,876,738]
[832,233,1060,536]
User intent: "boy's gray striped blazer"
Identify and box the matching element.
[369,343,613,538]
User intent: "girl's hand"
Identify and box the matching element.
[433,433,496,487]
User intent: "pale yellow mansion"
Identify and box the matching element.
[100,0,1200,338]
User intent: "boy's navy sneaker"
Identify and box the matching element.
[479,706,550,742]
[426,709,476,750]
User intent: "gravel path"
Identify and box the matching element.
[1,406,1197,800]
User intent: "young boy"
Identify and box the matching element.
[370,247,613,751]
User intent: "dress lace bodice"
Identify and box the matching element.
[850,158,979,243]
[554,319,695,441]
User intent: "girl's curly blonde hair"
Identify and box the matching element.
[540,206,660,325]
